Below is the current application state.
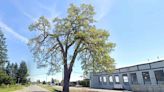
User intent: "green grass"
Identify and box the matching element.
[38,85,96,92]
[39,84,56,92]
[0,85,23,92]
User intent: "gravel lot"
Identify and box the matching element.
[14,85,49,92]
[54,86,132,92]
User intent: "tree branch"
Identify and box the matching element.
[56,37,64,53]
[56,37,67,64]
[40,33,48,43]
[69,40,82,71]
[67,40,76,48]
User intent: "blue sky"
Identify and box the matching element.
[1,0,164,82]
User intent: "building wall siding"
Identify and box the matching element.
[90,60,164,92]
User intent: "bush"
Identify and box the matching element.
[0,84,6,88]
[79,79,90,87]
[0,70,14,85]
[42,81,46,84]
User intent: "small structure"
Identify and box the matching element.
[90,60,164,92]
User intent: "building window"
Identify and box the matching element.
[109,76,113,83]
[122,74,128,83]
[142,72,151,84]
[115,75,120,84]
[99,76,102,83]
[154,70,164,84]
[103,76,107,83]
[130,73,138,84]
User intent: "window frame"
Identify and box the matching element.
[114,75,120,84]
[122,74,129,83]
[99,76,102,83]
[103,76,107,83]
[109,75,113,83]
[130,73,138,84]
[142,71,151,84]
[154,70,164,84]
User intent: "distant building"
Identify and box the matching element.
[90,60,164,92]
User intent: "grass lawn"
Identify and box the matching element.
[39,85,126,92]
[39,84,91,92]
[39,85,96,92]
[39,84,56,92]
[0,85,24,92]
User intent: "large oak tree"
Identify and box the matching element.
[28,4,115,92]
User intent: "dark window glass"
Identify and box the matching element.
[122,74,128,83]
[130,73,138,84]
[142,72,151,84]
[154,70,164,84]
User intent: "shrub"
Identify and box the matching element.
[0,70,14,85]
[42,81,46,84]
[79,79,90,87]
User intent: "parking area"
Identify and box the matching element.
[54,86,132,92]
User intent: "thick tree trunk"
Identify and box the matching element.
[63,65,71,92]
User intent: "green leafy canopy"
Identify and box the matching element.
[28,4,116,75]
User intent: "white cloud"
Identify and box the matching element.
[94,0,112,21]
[21,10,36,21]
[12,0,60,22]
[81,0,113,21]
[0,21,28,44]
[37,2,60,19]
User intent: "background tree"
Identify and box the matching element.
[51,78,54,84]
[28,4,115,92]
[0,28,8,69]
[37,80,41,84]
[0,28,13,85]
[13,63,18,83]
[0,69,13,85]
[79,79,89,87]
[42,81,46,84]
[5,62,18,84]
[17,61,29,84]
[6,62,11,76]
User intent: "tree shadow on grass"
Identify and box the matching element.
[54,89,62,92]
[32,91,49,92]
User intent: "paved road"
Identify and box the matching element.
[14,85,49,92]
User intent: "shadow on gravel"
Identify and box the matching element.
[53,90,98,92]
[54,89,62,92]
[32,91,49,92]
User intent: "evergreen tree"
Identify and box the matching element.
[18,61,28,84]
[13,63,18,83]
[6,62,11,76]
[0,28,8,69]
[0,69,12,85]
[5,62,18,84]
[10,63,15,78]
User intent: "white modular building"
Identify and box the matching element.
[90,60,164,92]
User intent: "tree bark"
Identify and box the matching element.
[63,65,71,92]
